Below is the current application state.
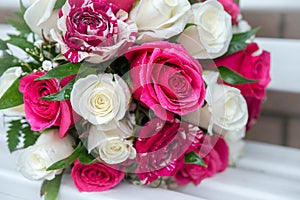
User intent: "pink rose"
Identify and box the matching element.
[215,43,271,100]
[217,0,240,25]
[175,136,229,185]
[107,0,137,12]
[244,96,262,131]
[135,118,199,184]
[71,160,124,192]
[52,0,137,63]
[19,72,74,137]
[126,41,206,121]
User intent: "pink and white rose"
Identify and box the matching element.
[107,0,137,12]
[52,0,137,63]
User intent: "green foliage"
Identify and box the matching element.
[226,27,260,55]
[41,79,75,101]
[40,174,63,200]
[0,55,20,76]
[23,123,39,147]
[217,66,257,84]
[6,119,38,152]
[54,0,67,9]
[6,0,31,36]
[184,151,207,167]
[6,34,35,53]
[36,63,81,83]
[0,39,8,50]
[0,78,23,110]
[6,120,22,152]
[47,143,96,171]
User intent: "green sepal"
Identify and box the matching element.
[184,151,207,167]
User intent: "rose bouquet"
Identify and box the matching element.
[0,0,270,199]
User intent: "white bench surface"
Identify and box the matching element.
[1,123,300,200]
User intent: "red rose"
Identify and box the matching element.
[71,160,125,192]
[175,136,229,185]
[134,118,199,184]
[19,72,74,137]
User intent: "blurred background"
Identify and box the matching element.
[0,0,299,148]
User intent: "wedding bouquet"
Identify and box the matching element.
[0,0,271,199]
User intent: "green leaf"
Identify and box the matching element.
[40,174,63,200]
[47,143,84,171]
[78,148,97,165]
[184,151,207,167]
[226,27,260,55]
[0,55,20,76]
[7,34,35,52]
[54,0,67,9]
[217,66,258,84]
[36,63,81,83]
[0,39,8,50]
[23,124,39,148]
[231,27,260,43]
[0,78,23,110]
[6,0,31,36]
[41,79,75,101]
[6,120,22,152]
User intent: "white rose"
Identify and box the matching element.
[224,128,246,165]
[183,71,248,135]
[177,0,232,59]
[87,122,136,165]
[71,74,131,128]
[0,67,24,115]
[130,0,191,43]
[16,129,74,180]
[23,0,58,40]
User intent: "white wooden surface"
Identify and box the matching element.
[1,117,300,200]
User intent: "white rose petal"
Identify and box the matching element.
[71,74,131,128]
[16,129,74,180]
[0,67,24,115]
[177,0,232,59]
[183,71,248,135]
[224,128,246,165]
[130,0,191,43]
[23,0,58,40]
[88,123,136,165]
